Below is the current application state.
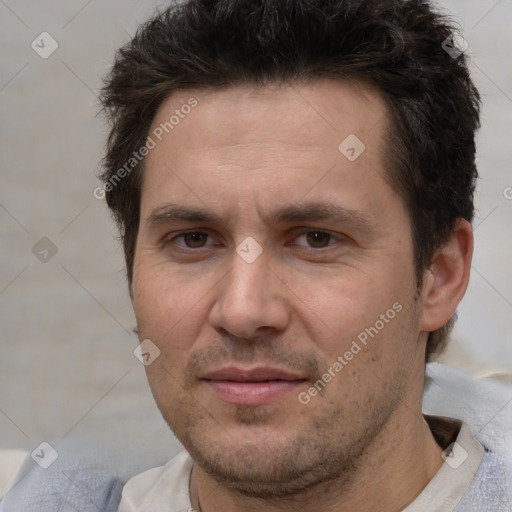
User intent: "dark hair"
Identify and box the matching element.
[100,0,480,362]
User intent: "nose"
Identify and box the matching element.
[208,248,291,340]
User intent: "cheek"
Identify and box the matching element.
[283,268,398,349]
[131,260,207,362]
[133,255,201,323]
[294,273,413,378]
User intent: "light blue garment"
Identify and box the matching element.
[0,432,177,512]
[424,363,512,511]
[455,449,512,511]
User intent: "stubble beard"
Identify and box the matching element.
[156,375,406,502]
[146,333,412,502]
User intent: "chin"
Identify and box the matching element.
[174,418,361,499]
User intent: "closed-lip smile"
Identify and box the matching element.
[201,366,307,406]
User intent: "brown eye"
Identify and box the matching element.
[181,232,209,248]
[304,231,332,248]
[292,230,338,249]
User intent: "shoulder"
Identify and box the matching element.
[456,448,512,511]
[118,450,193,512]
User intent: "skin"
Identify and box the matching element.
[131,79,473,511]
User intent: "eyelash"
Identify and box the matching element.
[165,229,343,251]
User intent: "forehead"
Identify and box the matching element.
[140,79,394,223]
[149,78,386,155]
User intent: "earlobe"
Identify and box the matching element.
[419,219,473,333]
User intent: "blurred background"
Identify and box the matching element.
[1,0,511,455]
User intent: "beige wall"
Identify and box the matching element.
[1,0,511,451]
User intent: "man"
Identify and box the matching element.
[96,0,510,510]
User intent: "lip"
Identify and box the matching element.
[202,366,307,406]
[202,366,304,382]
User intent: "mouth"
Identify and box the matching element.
[201,366,308,406]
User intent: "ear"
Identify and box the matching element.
[419,218,473,332]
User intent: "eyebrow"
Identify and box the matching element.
[146,202,374,231]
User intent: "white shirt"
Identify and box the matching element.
[118,416,485,512]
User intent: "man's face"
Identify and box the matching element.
[132,80,426,496]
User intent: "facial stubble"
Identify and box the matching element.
[147,341,409,502]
